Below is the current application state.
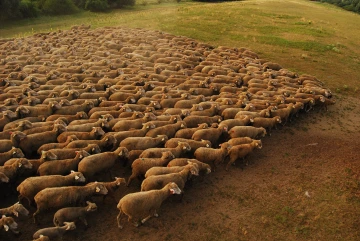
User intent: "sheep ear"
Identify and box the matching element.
[3,224,9,232]
[119,150,123,156]
[183,146,187,150]
[13,211,18,217]
[95,187,100,193]
[206,144,210,147]
[75,175,79,180]
[71,170,75,173]
[86,201,91,205]
[18,163,22,167]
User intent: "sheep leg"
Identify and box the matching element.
[33,210,40,225]
[126,173,137,187]
[141,215,152,224]
[79,216,88,227]
[117,210,123,229]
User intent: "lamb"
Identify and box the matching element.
[57,127,105,143]
[116,182,181,229]
[226,140,262,170]
[37,135,79,155]
[0,147,25,166]
[250,116,281,135]
[53,201,97,227]
[46,144,101,160]
[18,124,67,157]
[174,123,208,139]
[194,142,231,171]
[183,115,222,128]
[140,163,199,192]
[145,121,187,138]
[78,147,129,180]
[33,183,108,223]
[127,151,175,186]
[228,126,266,139]
[86,177,126,202]
[0,202,29,217]
[17,171,86,206]
[192,124,228,146]
[0,158,32,181]
[32,222,76,240]
[0,215,19,235]
[139,142,191,158]
[120,135,168,152]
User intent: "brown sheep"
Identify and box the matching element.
[0,202,29,218]
[228,126,266,139]
[0,131,27,153]
[226,140,262,170]
[0,147,25,166]
[57,127,105,143]
[112,113,157,132]
[53,201,98,227]
[194,142,231,171]
[17,171,86,206]
[37,150,90,176]
[164,138,211,154]
[192,124,228,146]
[78,147,129,180]
[32,222,76,240]
[139,142,191,158]
[250,116,281,135]
[0,110,17,131]
[174,123,208,139]
[37,135,79,155]
[18,124,66,157]
[16,101,62,118]
[0,158,32,180]
[117,182,181,229]
[183,115,222,128]
[227,137,254,146]
[33,183,108,224]
[45,111,88,122]
[127,151,175,186]
[86,177,126,202]
[65,134,116,152]
[46,144,101,160]
[145,121,187,138]
[0,215,19,235]
[120,135,168,152]
[108,123,156,146]
[54,100,94,115]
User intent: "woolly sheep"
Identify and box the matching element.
[228,126,266,139]
[139,142,191,158]
[194,142,231,171]
[53,201,97,227]
[0,202,29,218]
[0,215,19,235]
[120,135,168,152]
[33,222,76,240]
[226,140,262,170]
[117,182,181,229]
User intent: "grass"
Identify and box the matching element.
[0,0,359,92]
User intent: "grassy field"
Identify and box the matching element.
[0,0,359,93]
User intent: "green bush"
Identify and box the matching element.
[72,0,87,8]
[0,0,21,20]
[19,0,40,18]
[41,0,78,15]
[108,0,135,8]
[85,0,109,11]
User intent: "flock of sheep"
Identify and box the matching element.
[0,25,334,240]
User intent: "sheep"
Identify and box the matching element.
[139,142,191,158]
[192,124,228,146]
[183,115,222,128]
[270,103,294,125]
[65,119,109,132]
[78,147,129,180]
[226,140,262,170]
[218,116,252,130]
[17,171,86,206]
[32,222,76,240]
[145,121,187,138]
[116,182,181,229]
[46,144,101,160]
[234,108,270,119]
[109,123,156,146]
[120,135,168,152]
[0,172,9,183]
[0,147,25,166]
[127,151,175,186]
[33,183,108,223]
[227,137,254,146]
[174,123,208,139]
[32,235,50,241]
[54,100,94,115]
[228,126,266,139]
[46,111,88,122]
[86,177,126,202]
[173,95,206,108]
[164,138,211,154]
[250,116,282,135]
[0,202,29,217]
[0,158,32,180]
[65,134,116,152]
[37,135,78,155]
[16,101,62,118]
[0,110,17,131]
[3,116,46,131]
[194,142,231,171]
[112,113,157,132]
[0,131,27,153]
[18,124,67,157]
[143,160,207,178]
[57,127,105,143]
[0,215,19,235]
[140,163,199,193]
[53,201,97,227]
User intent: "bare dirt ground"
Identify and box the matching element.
[1,94,359,241]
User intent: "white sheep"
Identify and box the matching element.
[116,182,181,229]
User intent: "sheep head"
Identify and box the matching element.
[167,182,181,195]
[85,201,98,212]
[13,203,29,217]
